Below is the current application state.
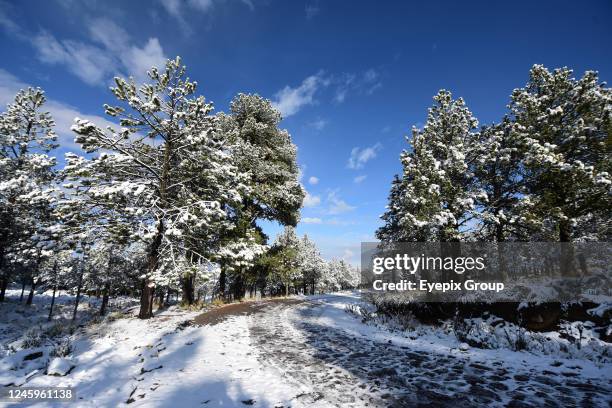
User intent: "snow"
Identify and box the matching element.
[1,290,610,407]
[47,358,74,376]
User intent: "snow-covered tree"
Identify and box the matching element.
[376,175,407,242]
[378,90,480,243]
[319,258,359,292]
[510,65,611,243]
[472,119,535,241]
[0,87,58,302]
[215,94,304,298]
[297,235,325,295]
[221,94,304,227]
[69,57,246,318]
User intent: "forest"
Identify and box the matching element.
[0,57,360,320]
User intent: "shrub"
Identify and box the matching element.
[45,322,65,338]
[212,299,225,307]
[51,338,73,357]
[21,327,45,349]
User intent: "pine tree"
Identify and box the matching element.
[510,65,611,243]
[0,87,58,302]
[216,94,304,299]
[69,57,245,318]
[376,175,405,242]
[379,90,480,243]
[472,119,535,241]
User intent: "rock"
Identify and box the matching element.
[47,358,75,376]
[23,351,43,361]
[140,363,163,373]
[458,342,470,352]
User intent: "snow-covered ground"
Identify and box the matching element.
[1,290,611,407]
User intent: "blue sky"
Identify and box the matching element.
[1,0,611,264]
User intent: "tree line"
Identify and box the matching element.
[0,57,357,319]
[377,65,610,272]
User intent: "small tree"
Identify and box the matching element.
[0,88,57,301]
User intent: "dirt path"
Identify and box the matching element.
[193,298,303,326]
[193,296,612,408]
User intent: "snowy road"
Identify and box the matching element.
[230,294,611,407]
[6,293,610,407]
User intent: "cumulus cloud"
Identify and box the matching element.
[0,69,117,152]
[353,175,367,183]
[302,217,322,224]
[272,72,328,118]
[33,33,106,86]
[25,18,168,87]
[308,176,319,185]
[303,191,321,207]
[347,143,381,169]
[326,190,355,215]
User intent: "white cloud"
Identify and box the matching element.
[29,18,167,86]
[309,117,328,131]
[333,73,355,103]
[326,218,356,226]
[302,217,322,224]
[0,2,22,36]
[158,0,252,34]
[122,38,166,83]
[353,175,367,183]
[33,32,115,86]
[188,0,214,13]
[272,73,328,118]
[327,190,355,215]
[347,143,381,169]
[308,176,319,185]
[0,69,117,152]
[341,248,355,262]
[303,191,321,207]
[88,18,129,52]
[333,69,382,103]
[305,4,320,19]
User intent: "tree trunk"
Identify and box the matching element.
[157,288,166,311]
[139,280,155,318]
[0,275,7,302]
[20,280,26,301]
[26,277,36,305]
[232,273,244,301]
[558,219,576,276]
[139,222,163,319]
[219,269,226,300]
[72,270,83,322]
[48,285,57,321]
[100,282,110,316]
[181,274,195,305]
[0,248,7,302]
